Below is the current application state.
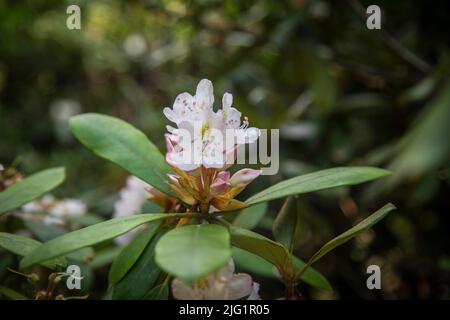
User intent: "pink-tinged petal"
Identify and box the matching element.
[195,79,214,110]
[165,133,176,153]
[230,168,262,188]
[210,177,231,195]
[247,282,261,300]
[227,273,253,300]
[223,145,239,169]
[216,171,231,181]
[171,278,201,300]
[167,174,180,186]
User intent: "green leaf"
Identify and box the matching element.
[24,220,66,242]
[0,167,65,215]
[25,220,94,263]
[112,233,163,299]
[67,214,106,226]
[20,213,176,269]
[69,113,172,196]
[142,283,169,300]
[299,203,396,279]
[292,256,332,291]
[232,247,332,291]
[0,286,28,300]
[229,226,290,271]
[155,224,231,282]
[109,221,161,286]
[232,247,278,279]
[272,197,299,250]
[87,247,122,270]
[246,167,390,205]
[233,202,267,229]
[0,233,66,269]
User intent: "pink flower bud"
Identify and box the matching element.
[230,168,261,188]
[210,171,231,195]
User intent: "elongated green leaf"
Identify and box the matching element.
[0,233,66,269]
[69,113,172,196]
[233,202,267,229]
[109,221,161,286]
[88,247,121,270]
[291,256,332,291]
[155,224,231,282]
[272,197,299,251]
[25,220,94,263]
[143,283,169,300]
[112,233,163,299]
[229,226,290,271]
[232,247,332,291]
[301,203,396,277]
[0,286,28,300]
[20,213,177,269]
[67,214,106,226]
[246,167,390,205]
[0,167,65,214]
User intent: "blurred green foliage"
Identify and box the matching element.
[0,0,449,299]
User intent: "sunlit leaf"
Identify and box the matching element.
[69,113,172,196]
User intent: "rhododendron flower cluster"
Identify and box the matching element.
[163,79,262,214]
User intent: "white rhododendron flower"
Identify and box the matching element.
[113,176,150,245]
[172,260,261,300]
[164,79,260,170]
[22,195,87,226]
[113,176,176,245]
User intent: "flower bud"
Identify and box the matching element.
[230,169,261,188]
[210,171,231,195]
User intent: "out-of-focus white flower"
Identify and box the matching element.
[113,176,150,219]
[112,176,177,245]
[50,99,81,143]
[164,79,260,171]
[172,260,260,300]
[22,195,87,226]
[113,176,150,245]
[123,34,147,58]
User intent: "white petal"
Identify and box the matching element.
[163,107,178,123]
[222,92,233,111]
[247,282,261,300]
[195,79,214,110]
[172,278,201,300]
[227,273,253,300]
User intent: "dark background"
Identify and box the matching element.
[0,0,449,299]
